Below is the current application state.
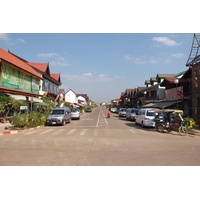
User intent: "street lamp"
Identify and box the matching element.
[144,91,147,105]
[174,78,179,109]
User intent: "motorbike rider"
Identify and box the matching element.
[107,110,111,117]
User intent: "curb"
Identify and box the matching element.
[188,132,195,135]
[0,125,43,135]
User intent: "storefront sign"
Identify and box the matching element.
[20,106,28,110]
[1,63,39,94]
[165,86,183,100]
[1,63,19,89]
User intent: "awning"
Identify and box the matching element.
[34,102,50,106]
[74,103,84,107]
[7,94,43,102]
[142,101,181,109]
[30,97,43,103]
[8,94,27,100]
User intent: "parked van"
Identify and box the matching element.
[46,107,72,126]
[135,108,159,127]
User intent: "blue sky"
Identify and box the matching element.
[0,33,194,102]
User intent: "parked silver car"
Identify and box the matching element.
[118,108,127,117]
[126,108,139,121]
[111,107,118,113]
[46,107,72,126]
[71,108,80,120]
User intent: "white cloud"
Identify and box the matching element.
[56,57,65,61]
[50,60,70,67]
[83,73,93,77]
[152,36,180,46]
[163,59,171,64]
[124,54,170,65]
[62,73,93,81]
[124,55,133,60]
[16,38,26,43]
[37,53,59,57]
[149,57,160,64]
[124,55,147,64]
[0,33,9,41]
[62,73,116,82]
[171,53,184,58]
[97,74,113,81]
[0,34,26,45]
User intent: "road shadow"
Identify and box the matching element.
[125,122,156,132]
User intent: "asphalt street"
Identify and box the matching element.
[0,106,200,166]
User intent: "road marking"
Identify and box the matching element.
[51,129,65,135]
[39,129,52,135]
[129,129,136,134]
[93,129,99,136]
[24,130,37,135]
[96,107,101,127]
[80,129,87,136]
[66,129,76,135]
[140,130,148,134]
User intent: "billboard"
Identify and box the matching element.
[1,63,19,89]
[1,63,39,94]
[165,86,183,100]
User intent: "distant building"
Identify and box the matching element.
[65,89,77,104]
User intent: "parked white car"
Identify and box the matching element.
[135,108,159,127]
[111,107,118,113]
[71,108,80,120]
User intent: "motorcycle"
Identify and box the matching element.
[107,114,110,118]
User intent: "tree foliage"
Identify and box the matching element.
[0,95,27,117]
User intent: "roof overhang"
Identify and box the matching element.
[0,86,42,98]
[142,100,182,109]
[6,94,43,102]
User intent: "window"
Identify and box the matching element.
[147,111,155,116]
[50,110,64,115]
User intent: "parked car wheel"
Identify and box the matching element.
[62,120,66,126]
[141,121,145,128]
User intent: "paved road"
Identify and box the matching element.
[0,106,200,166]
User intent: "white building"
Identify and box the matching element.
[77,95,86,105]
[65,89,78,103]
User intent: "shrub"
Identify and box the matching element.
[184,117,195,129]
[11,111,48,128]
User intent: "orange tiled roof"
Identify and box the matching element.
[0,48,41,79]
[28,62,49,73]
[51,73,60,81]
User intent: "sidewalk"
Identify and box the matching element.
[190,128,200,136]
[0,122,13,135]
[0,122,44,135]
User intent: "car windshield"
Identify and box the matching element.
[50,110,64,115]
[131,110,138,113]
[147,111,155,116]
[120,109,126,112]
[71,109,78,112]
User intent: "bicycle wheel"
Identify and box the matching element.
[178,126,188,136]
